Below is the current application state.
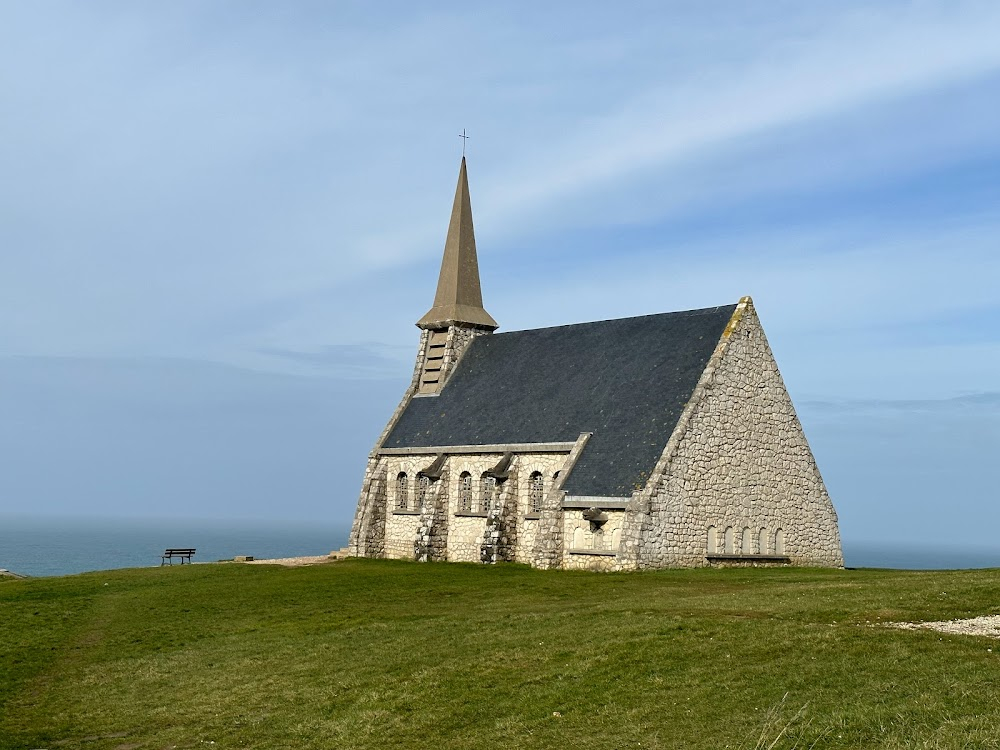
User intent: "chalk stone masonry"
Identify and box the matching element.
[347,159,843,571]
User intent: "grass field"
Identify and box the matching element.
[2,559,1000,749]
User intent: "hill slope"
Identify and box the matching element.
[2,560,1000,749]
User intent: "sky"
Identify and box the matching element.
[1,1,998,548]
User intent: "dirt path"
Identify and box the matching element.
[244,555,334,567]
[239,549,351,567]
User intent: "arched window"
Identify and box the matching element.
[611,528,622,550]
[741,528,752,555]
[774,528,785,555]
[707,526,718,554]
[724,527,735,554]
[458,472,473,512]
[529,471,544,513]
[416,475,430,508]
[758,528,769,555]
[573,527,584,548]
[592,526,606,551]
[396,472,409,511]
[479,474,495,514]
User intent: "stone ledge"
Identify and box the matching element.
[454,511,488,518]
[562,497,629,510]
[391,509,421,516]
[378,442,575,456]
[707,554,791,563]
[522,514,541,520]
[568,548,618,557]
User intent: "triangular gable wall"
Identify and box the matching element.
[619,297,843,569]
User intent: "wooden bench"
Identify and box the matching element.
[161,548,196,565]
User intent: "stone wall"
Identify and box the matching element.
[414,466,450,562]
[628,298,843,569]
[385,509,421,559]
[561,508,625,571]
[491,468,520,563]
[347,458,388,558]
[445,453,505,562]
[349,325,488,555]
[384,454,431,559]
[377,451,571,564]
[529,434,591,569]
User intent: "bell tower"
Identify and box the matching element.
[414,158,497,395]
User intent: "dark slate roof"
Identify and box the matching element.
[384,304,737,497]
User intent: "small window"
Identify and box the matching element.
[741,528,752,555]
[573,527,584,548]
[707,526,718,554]
[758,528,769,555]
[396,472,409,511]
[458,472,473,513]
[724,527,735,555]
[592,526,606,551]
[479,474,495,514]
[416,475,430,507]
[529,471,544,513]
[774,528,785,555]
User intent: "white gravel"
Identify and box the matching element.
[888,615,1000,638]
[244,555,336,567]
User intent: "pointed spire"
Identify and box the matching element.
[417,158,498,331]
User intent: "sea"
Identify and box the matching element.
[0,515,997,577]
[0,515,350,578]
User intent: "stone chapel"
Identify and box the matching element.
[347,158,844,571]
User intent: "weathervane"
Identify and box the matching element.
[459,128,469,157]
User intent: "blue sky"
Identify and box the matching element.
[1,2,998,548]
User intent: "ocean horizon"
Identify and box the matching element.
[0,515,350,578]
[1,514,998,578]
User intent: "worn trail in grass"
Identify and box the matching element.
[2,560,1000,749]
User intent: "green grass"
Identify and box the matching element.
[2,560,1000,749]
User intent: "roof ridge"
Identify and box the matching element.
[488,302,739,338]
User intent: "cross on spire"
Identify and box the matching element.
[459,128,469,157]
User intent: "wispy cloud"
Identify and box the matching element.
[475,2,1000,232]
[2,3,998,361]
[1,2,998,527]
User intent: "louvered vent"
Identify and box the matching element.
[418,330,448,393]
